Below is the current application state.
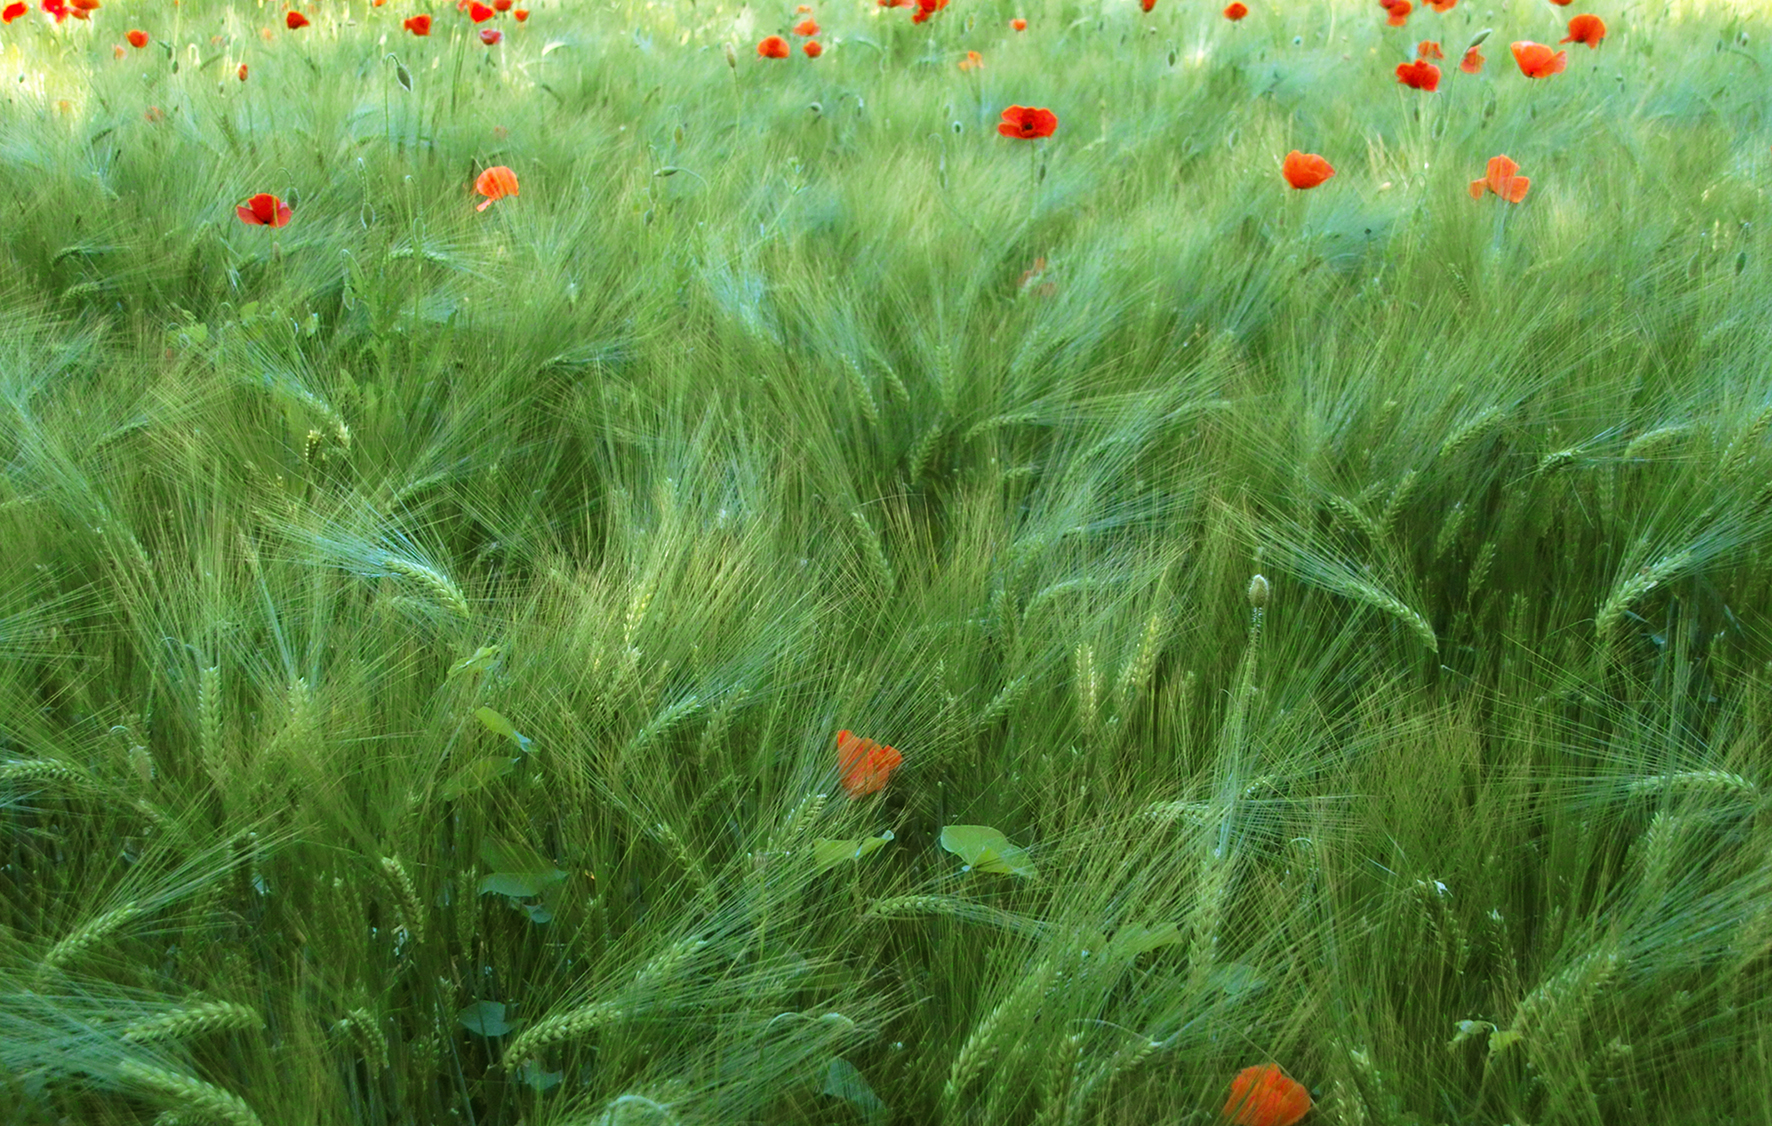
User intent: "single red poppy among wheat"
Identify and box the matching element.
[404,13,431,34]
[1282,151,1335,190]
[793,17,818,35]
[475,166,518,211]
[998,105,1058,139]
[469,2,493,22]
[513,9,528,20]
[1395,59,1441,90]
[479,27,501,44]
[285,11,309,29]
[804,39,822,57]
[1469,154,1529,203]
[1,3,25,21]
[1512,40,1567,77]
[1561,14,1605,47]
[237,193,293,228]
[1426,0,1455,10]
[1222,1065,1312,1126]
[238,62,248,80]
[1460,44,1484,72]
[126,28,148,47]
[758,35,789,58]
[1224,3,1247,19]
[1011,17,1026,30]
[837,730,904,798]
[1384,0,1410,26]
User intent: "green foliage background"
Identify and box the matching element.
[3,0,1771,1123]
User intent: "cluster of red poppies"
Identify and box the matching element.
[3,0,98,23]
[757,6,823,59]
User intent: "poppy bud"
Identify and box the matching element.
[396,61,412,89]
[723,41,737,68]
[1247,574,1270,609]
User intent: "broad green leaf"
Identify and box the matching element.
[478,869,567,899]
[1109,921,1184,956]
[439,755,515,800]
[819,1057,886,1124]
[1487,1028,1523,1055]
[448,645,503,679]
[457,1001,512,1037]
[474,706,533,751]
[811,831,894,873]
[938,825,1037,879]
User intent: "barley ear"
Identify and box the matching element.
[117,1061,264,1126]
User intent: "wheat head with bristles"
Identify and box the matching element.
[942,958,1055,1106]
[123,1000,264,1044]
[116,1060,264,1126]
[39,901,143,979]
[504,1000,625,1064]
[379,855,426,947]
[379,552,471,619]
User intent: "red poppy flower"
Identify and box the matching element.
[403,13,431,34]
[757,35,789,58]
[126,28,148,48]
[474,165,518,210]
[1549,0,1571,5]
[1141,0,1156,10]
[1395,59,1440,90]
[793,17,818,35]
[1511,40,1567,77]
[911,0,947,22]
[41,0,68,22]
[1385,0,1409,25]
[837,730,903,799]
[493,0,512,9]
[1223,3,1247,19]
[1282,151,1334,190]
[1011,16,1026,30]
[237,193,293,228]
[804,39,822,57]
[1468,154,1529,203]
[1,2,25,20]
[469,1,493,21]
[998,104,1058,139]
[1417,39,1441,59]
[238,62,248,80]
[285,11,309,29]
[1427,0,1454,9]
[479,27,501,44]
[1560,14,1605,47]
[1223,1065,1311,1126]
[512,8,527,19]
[69,0,96,8]
[1460,44,1484,72]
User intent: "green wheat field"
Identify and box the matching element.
[3,0,1771,1122]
